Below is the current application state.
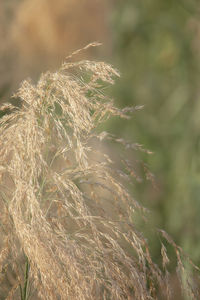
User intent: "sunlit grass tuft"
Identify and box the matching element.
[0,43,199,299]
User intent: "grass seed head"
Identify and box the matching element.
[0,44,199,299]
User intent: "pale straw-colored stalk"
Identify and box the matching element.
[0,43,199,299]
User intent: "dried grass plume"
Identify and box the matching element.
[0,43,199,299]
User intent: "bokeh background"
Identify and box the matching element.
[1,0,200,271]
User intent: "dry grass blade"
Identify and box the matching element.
[0,44,199,299]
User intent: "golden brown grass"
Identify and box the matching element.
[0,43,199,299]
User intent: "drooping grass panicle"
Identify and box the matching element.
[0,43,199,299]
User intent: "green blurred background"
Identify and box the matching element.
[1,0,200,268]
[111,0,200,265]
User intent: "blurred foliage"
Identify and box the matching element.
[110,0,200,264]
[0,0,110,103]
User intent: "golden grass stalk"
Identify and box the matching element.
[0,43,199,299]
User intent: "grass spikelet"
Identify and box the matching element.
[0,44,199,299]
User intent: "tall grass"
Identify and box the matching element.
[0,43,199,299]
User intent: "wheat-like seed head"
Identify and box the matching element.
[0,44,199,299]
